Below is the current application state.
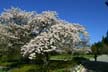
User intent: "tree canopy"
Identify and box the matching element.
[91,30,108,54]
[0,7,89,60]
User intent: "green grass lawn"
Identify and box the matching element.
[50,54,72,60]
[50,54,94,60]
[0,54,94,72]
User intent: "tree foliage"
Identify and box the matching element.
[0,7,88,60]
[91,31,108,54]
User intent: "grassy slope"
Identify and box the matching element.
[0,54,94,72]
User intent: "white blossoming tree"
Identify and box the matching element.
[0,7,88,63]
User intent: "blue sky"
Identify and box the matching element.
[0,0,108,44]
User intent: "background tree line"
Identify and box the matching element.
[91,31,108,55]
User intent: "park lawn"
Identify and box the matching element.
[0,54,94,72]
[50,54,94,60]
[10,64,40,72]
[78,54,94,60]
[50,54,72,60]
[9,60,76,72]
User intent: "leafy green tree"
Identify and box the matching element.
[91,30,108,58]
[91,42,103,61]
[101,31,108,54]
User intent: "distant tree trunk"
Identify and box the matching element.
[94,54,97,62]
[42,52,49,72]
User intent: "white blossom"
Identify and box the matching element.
[0,7,89,60]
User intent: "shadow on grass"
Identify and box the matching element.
[49,60,76,69]
[81,60,108,72]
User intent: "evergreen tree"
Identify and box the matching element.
[91,30,108,55]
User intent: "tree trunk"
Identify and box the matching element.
[42,53,49,72]
[94,54,97,62]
